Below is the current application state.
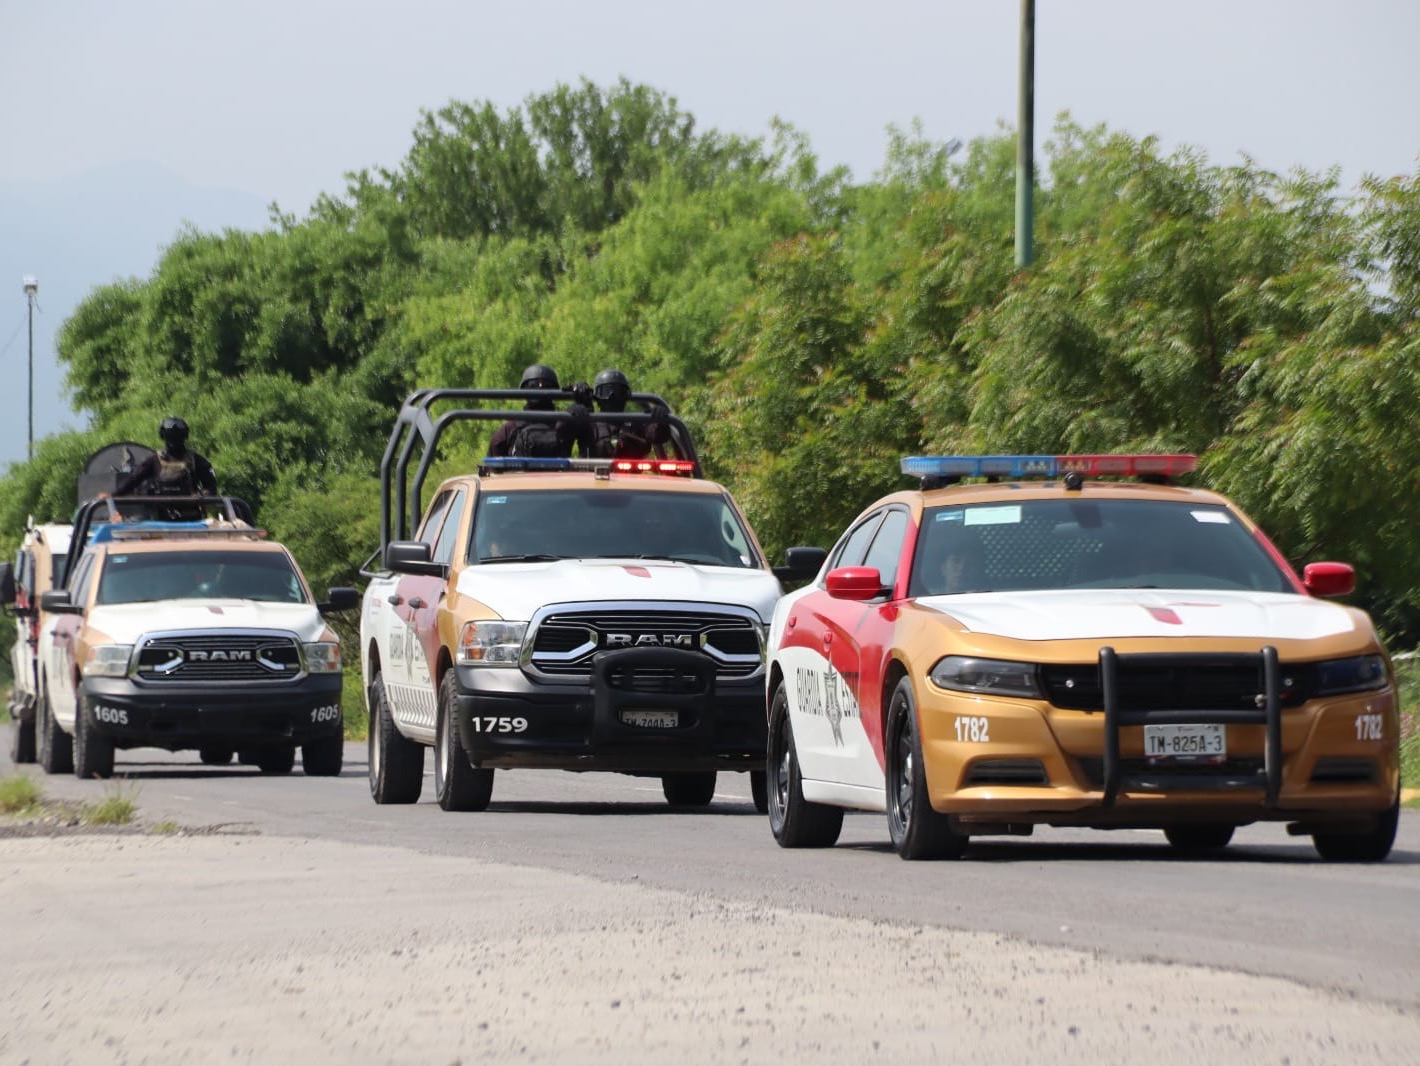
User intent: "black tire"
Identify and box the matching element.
[661,771,717,807]
[886,677,966,860]
[199,746,234,766]
[766,683,843,848]
[1163,824,1235,852]
[10,715,36,764]
[73,692,115,780]
[301,735,344,777]
[255,746,296,774]
[750,769,769,814]
[37,687,73,776]
[434,672,493,812]
[1313,792,1400,862]
[368,671,424,804]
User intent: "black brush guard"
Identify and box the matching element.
[1099,645,1282,807]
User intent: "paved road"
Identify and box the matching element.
[3,743,1418,1062]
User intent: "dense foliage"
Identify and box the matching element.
[6,78,1420,651]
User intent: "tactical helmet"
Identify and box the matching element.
[520,364,560,390]
[158,416,190,448]
[593,368,631,411]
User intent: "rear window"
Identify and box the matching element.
[96,550,306,605]
[472,489,760,569]
[908,498,1294,597]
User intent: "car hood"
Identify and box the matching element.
[87,601,332,643]
[458,559,783,622]
[919,588,1362,642]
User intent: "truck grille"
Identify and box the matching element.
[529,608,763,681]
[134,632,303,683]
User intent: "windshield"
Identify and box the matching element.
[96,550,308,605]
[472,489,761,568]
[908,498,1295,597]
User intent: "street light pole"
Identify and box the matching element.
[1016,0,1036,268]
[23,275,37,460]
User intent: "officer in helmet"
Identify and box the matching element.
[113,416,218,497]
[588,368,671,460]
[488,364,593,457]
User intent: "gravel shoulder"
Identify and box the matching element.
[1,832,1416,1064]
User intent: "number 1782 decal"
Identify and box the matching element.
[954,715,990,743]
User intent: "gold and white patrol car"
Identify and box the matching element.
[765,454,1400,861]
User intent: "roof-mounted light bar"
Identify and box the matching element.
[900,454,1197,484]
[105,525,266,541]
[479,456,697,478]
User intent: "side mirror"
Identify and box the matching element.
[1303,561,1355,598]
[0,562,13,605]
[773,546,827,583]
[384,541,447,578]
[319,587,362,613]
[825,566,886,601]
[39,588,82,615]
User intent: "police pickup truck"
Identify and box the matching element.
[28,494,358,778]
[359,388,819,812]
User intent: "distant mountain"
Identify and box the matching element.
[0,163,270,470]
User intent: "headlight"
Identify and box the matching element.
[304,642,342,674]
[1313,654,1388,695]
[84,644,134,678]
[458,621,528,666]
[929,656,1041,698]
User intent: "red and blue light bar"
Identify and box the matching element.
[900,454,1197,481]
[480,456,697,477]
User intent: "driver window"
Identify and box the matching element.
[862,508,910,593]
[417,491,453,544]
[831,511,885,570]
[431,492,467,566]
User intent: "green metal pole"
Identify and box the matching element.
[1015,0,1035,268]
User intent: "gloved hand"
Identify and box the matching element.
[568,403,592,423]
[571,381,593,406]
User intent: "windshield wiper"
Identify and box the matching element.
[480,554,562,564]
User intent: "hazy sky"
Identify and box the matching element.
[2,0,1418,467]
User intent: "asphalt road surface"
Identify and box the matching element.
[3,742,1418,1063]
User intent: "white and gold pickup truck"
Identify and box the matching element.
[358,389,821,814]
[30,496,358,779]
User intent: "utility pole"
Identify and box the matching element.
[23,275,37,459]
[1016,0,1036,268]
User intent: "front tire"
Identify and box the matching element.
[301,735,344,777]
[10,714,36,764]
[766,683,842,848]
[37,686,73,775]
[434,672,493,812]
[368,670,423,804]
[886,677,965,860]
[73,692,115,780]
[1312,792,1399,862]
[661,771,717,807]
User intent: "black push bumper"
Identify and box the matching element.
[80,675,345,752]
[1099,645,1283,805]
[454,647,766,771]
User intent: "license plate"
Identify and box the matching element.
[620,710,678,729]
[1144,723,1225,764]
